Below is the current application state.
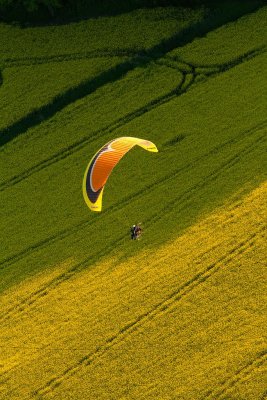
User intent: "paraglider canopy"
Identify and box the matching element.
[83,136,158,212]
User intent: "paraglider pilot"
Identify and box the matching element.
[130,224,142,240]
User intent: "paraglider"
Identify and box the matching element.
[83,136,158,212]
[130,223,142,240]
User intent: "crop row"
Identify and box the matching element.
[1,181,265,398]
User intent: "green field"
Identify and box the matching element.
[0,3,266,399]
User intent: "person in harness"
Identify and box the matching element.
[130,224,142,240]
[130,225,136,239]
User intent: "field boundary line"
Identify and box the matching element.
[33,227,265,397]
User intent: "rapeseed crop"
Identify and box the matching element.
[0,3,266,399]
[0,58,126,131]
[1,182,266,399]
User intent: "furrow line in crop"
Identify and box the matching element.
[0,364,19,383]
[155,58,193,73]
[1,5,263,148]
[3,49,138,68]
[159,47,265,82]
[204,351,267,400]
[0,88,178,191]
[181,71,195,92]
[1,43,263,194]
[147,131,266,227]
[1,132,264,324]
[155,60,196,92]
[189,46,265,72]
[0,241,223,384]
[1,125,264,323]
[34,228,265,397]
[260,390,267,400]
[0,119,264,273]
[0,232,126,324]
[166,45,264,91]
[0,190,242,323]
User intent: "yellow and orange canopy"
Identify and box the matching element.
[83,136,158,211]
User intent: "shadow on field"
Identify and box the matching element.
[1,0,264,27]
[164,46,265,79]
[0,0,205,26]
[1,124,266,324]
[0,44,264,194]
[0,1,265,148]
[0,3,266,306]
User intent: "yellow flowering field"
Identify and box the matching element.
[1,181,266,399]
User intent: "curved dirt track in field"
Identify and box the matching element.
[0,121,265,323]
[0,44,265,196]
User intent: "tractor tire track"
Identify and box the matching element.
[190,46,266,74]
[0,243,222,386]
[0,85,180,191]
[0,363,20,384]
[3,49,139,68]
[167,46,265,73]
[160,46,265,92]
[34,227,265,397]
[2,10,221,149]
[0,124,265,327]
[260,390,267,400]
[155,58,193,74]
[204,350,267,400]
[147,130,266,228]
[0,232,127,324]
[1,129,265,325]
[0,46,263,192]
[0,242,222,383]
[181,71,195,92]
[0,119,265,274]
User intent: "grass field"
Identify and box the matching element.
[0,3,266,399]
